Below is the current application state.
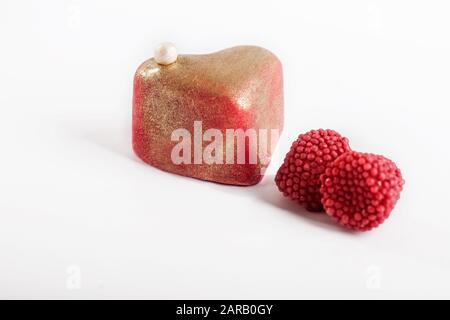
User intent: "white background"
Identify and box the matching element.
[1,0,449,299]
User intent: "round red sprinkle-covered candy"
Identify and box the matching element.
[320,151,404,231]
[275,129,351,211]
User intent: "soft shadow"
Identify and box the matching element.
[76,116,357,234]
[81,120,141,164]
[209,175,357,234]
[255,177,355,233]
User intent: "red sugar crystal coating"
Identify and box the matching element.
[275,129,351,211]
[320,151,404,231]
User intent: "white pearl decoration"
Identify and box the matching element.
[154,42,178,65]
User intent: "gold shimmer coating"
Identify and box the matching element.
[133,46,284,185]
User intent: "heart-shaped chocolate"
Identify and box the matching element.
[132,45,283,185]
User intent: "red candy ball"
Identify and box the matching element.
[320,151,404,231]
[275,129,351,211]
